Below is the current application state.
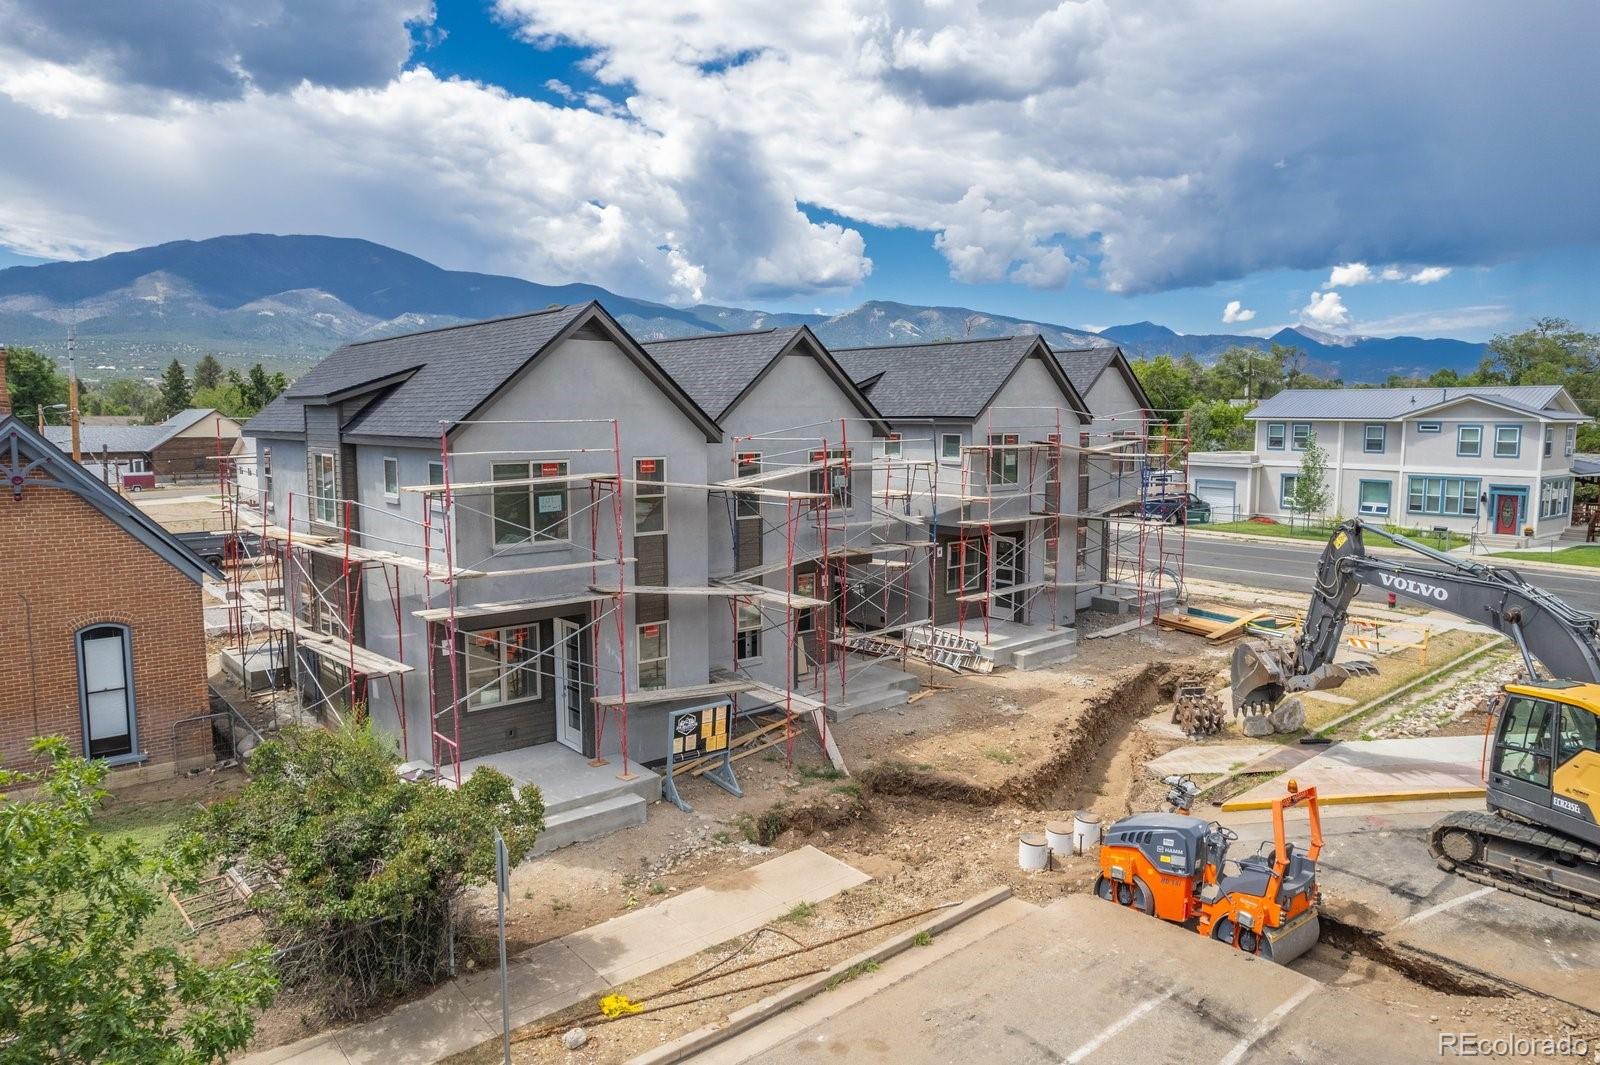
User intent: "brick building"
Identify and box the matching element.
[1,351,219,779]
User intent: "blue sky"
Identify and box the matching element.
[0,0,1594,342]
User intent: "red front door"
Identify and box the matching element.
[1494,494,1518,535]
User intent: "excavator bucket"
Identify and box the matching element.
[1231,641,1378,712]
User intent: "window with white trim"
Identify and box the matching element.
[1280,473,1301,510]
[794,572,816,634]
[1494,425,1521,458]
[1456,425,1482,457]
[634,458,666,535]
[736,600,761,661]
[884,432,901,458]
[638,622,669,690]
[262,447,273,513]
[735,452,761,521]
[1566,427,1577,457]
[127,457,148,474]
[987,433,1020,485]
[427,461,445,514]
[940,433,962,463]
[312,452,337,524]
[1358,480,1392,516]
[944,542,985,594]
[383,456,399,500]
[1540,477,1573,519]
[1363,424,1386,453]
[1266,423,1286,450]
[464,626,539,709]
[809,448,851,509]
[1290,423,1312,451]
[1407,476,1481,516]
[78,625,135,761]
[533,461,571,540]
[1544,427,1554,458]
[492,462,532,546]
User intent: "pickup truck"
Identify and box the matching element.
[1139,492,1212,525]
[176,530,263,568]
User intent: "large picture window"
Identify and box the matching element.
[1406,475,1481,516]
[634,458,666,535]
[1358,480,1392,516]
[464,626,539,709]
[1540,478,1573,519]
[78,625,135,761]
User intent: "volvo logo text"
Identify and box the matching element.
[1377,573,1448,601]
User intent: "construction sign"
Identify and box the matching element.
[661,700,742,812]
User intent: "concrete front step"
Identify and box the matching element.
[1011,636,1079,671]
[542,770,661,817]
[531,792,648,856]
[825,683,915,721]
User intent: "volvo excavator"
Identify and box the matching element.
[1231,518,1600,918]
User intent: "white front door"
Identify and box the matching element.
[553,619,584,752]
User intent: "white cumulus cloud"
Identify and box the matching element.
[1221,299,1255,323]
[1408,266,1452,284]
[1300,291,1350,329]
[1325,263,1376,288]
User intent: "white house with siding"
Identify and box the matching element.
[1188,385,1590,545]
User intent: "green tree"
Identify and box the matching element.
[1131,353,1201,421]
[0,738,276,1063]
[1203,345,1287,403]
[177,725,544,1017]
[82,377,163,421]
[158,359,192,419]
[193,382,252,419]
[1290,430,1332,520]
[1189,399,1252,451]
[4,345,67,416]
[244,364,285,411]
[1480,318,1600,449]
[193,353,223,391]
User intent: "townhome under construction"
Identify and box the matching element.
[225,303,1189,847]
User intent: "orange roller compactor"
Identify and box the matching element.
[1094,776,1324,964]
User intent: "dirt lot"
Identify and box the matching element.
[111,612,1581,1060]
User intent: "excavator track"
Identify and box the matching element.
[1427,810,1600,920]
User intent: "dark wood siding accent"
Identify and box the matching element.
[735,515,762,571]
[431,616,564,761]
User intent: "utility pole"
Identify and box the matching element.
[67,316,81,462]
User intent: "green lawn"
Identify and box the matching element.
[1201,519,1467,549]
[90,781,238,949]
[1494,544,1600,568]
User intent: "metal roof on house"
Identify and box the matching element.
[0,414,218,583]
[1246,385,1585,422]
[41,407,227,455]
[246,302,721,442]
[832,335,1086,420]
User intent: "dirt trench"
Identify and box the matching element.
[860,661,1215,811]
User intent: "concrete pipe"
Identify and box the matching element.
[1045,821,1075,860]
[1018,832,1050,872]
[1072,812,1102,855]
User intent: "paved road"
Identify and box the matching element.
[1183,533,1600,614]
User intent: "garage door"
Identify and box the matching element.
[1195,479,1237,523]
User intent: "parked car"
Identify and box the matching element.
[1140,492,1211,525]
[176,530,263,568]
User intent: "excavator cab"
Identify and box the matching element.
[1484,682,1600,852]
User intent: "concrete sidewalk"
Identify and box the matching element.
[240,846,869,1065]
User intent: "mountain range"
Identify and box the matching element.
[0,233,1488,381]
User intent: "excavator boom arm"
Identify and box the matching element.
[1232,520,1600,709]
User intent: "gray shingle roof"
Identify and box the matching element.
[1247,385,1585,422]
[833,335,1081,419]
[245,303,718,441]
[643,327,801,418]
[1052,346,1119,396]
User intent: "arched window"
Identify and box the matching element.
[77,625,137,761]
